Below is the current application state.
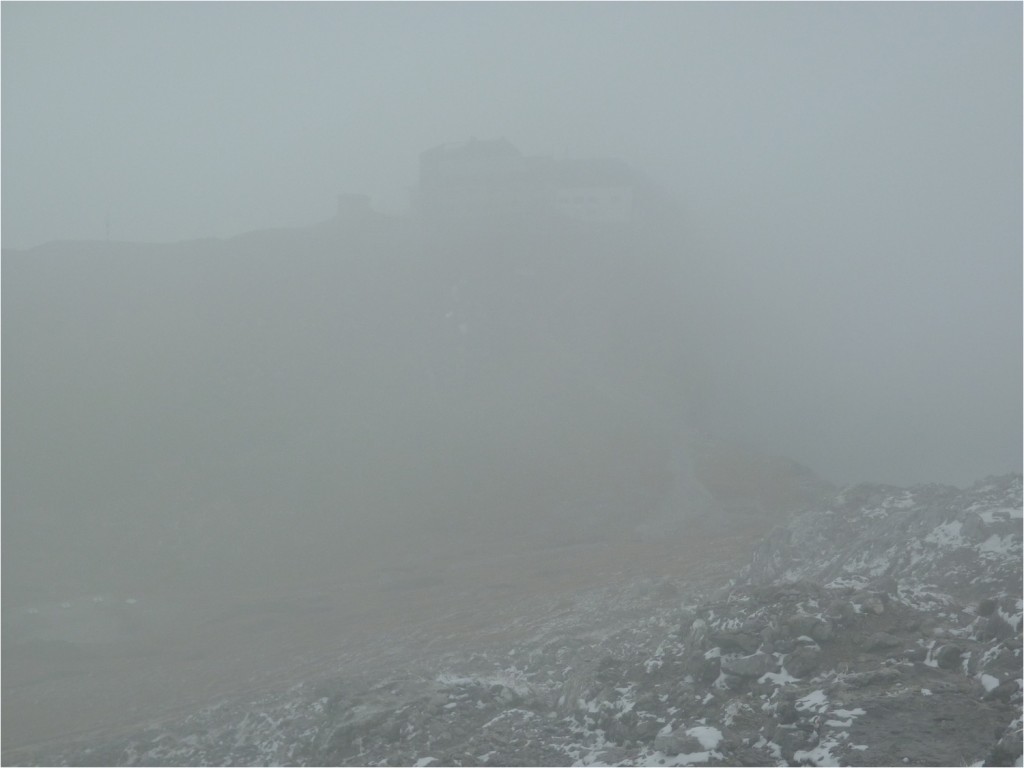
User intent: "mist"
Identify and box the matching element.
[2,2,1021,760]
[4,2,1020,487]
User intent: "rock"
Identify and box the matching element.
[656,580,680,599]
[869,576,899,596]
[849,687,1012,767]
[592,746,629,765]
[934,644,963,670]
[864,632,903,652]
[776,694,799,725]
[602,709,638,744]
[898,614,922,633]
[977,597,999,617]
[653,729,705,755]
[686,649,721,684]
[987,723,1024,766]
[720,672,750,692]
[772,725,818,762]
[980,615,1018,643]
[709,630,760,654]
[16,475,1022,768]
[843,667,901,688]
[676,608,698,633]
[961,511,985,540]
[773,637,796,654]
[785,645,822,678]
[687,618,709,649]
[853,592,886,615]
[897,646,928,663]
[721,652,776,679]
[785,615,834,643]
[978,646,1024,680]
[595,656,624,684]
[983,679,1021,704]
[741,616,768,634]
[825,599,858,626]
[634,717,665,742]
[810,619,834,643]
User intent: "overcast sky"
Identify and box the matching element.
[2,2,1020,486]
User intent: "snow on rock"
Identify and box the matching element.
[684,725,722,750]
[742,474,1022,607]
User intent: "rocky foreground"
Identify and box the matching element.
[10,475,1022,767]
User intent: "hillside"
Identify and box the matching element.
[5,215,1017,767]
[2,212,685,597]
[3,207,816,608]
[5,475,1020,766]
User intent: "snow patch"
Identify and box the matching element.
[977,506,1023,523]
[794,735,844,766]
[760,667,800,685]
[831,708,865,718]
[686,725,723,750]
[796,689,829,713]
[925,520,964,547]
[979,534,1018,556]
[979,674,1001,693]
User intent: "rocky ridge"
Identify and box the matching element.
[11,475,1022,767]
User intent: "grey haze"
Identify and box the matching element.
[2,4,1022,758]
[4,2,1020,487]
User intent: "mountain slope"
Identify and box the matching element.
[2,212,699,604]
[9,475,1019,766]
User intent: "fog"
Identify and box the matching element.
[2,2,1021,757]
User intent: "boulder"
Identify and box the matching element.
[721,652,776,679]
[842,667,901,688]
[987,721,1024,766]
[852,592,886,615]
[653,729,706,755]
[983,679,1020,704]
[709,630,760,655]
[686,649,721,684]
[785,615,834,643]
[687,618,709,649]
[785,645,823,679]
[676,608,698,633]
[775,694,799,725]
[864,632,902,652]
[976,597,999,617]
[772,725,818,762]
[868,575,899,596]
[934,644,964,670]
[825,599,858,626]
[772,637,796,654]
[897,646,928,663]
[980,615,1018,643]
